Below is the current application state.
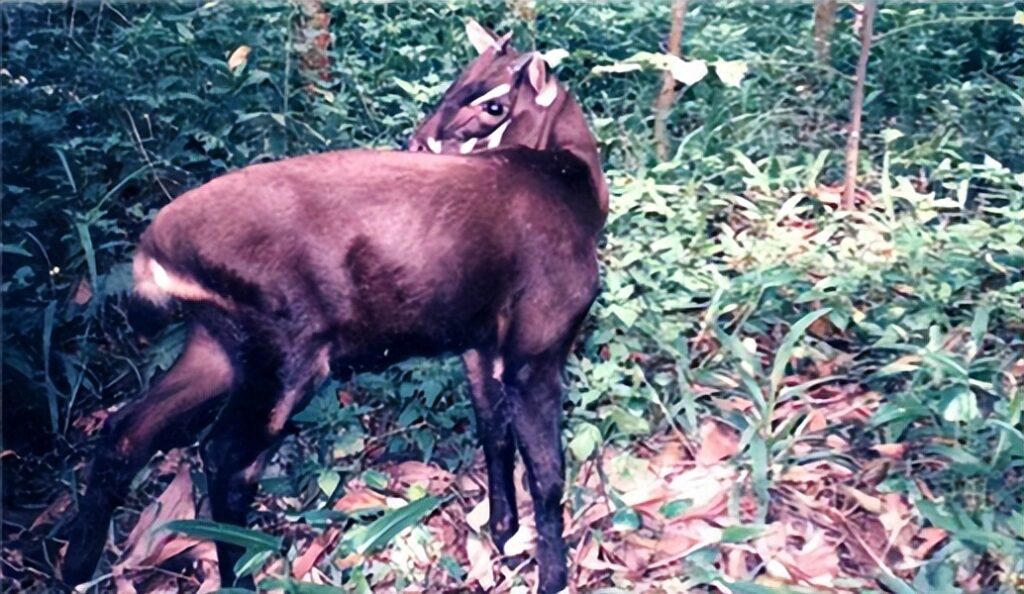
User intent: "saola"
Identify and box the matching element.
[61,20,606,594]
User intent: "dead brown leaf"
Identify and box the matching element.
[30,492,72,532]
[292,530,339,579]
[696,421,739,466]
[872,443,908,460]
[72,278,92,305]
[388,460,454,495]
[333,484,387,514]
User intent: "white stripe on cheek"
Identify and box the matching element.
[470,83,511,106]
[426,137,443,154]
[460,137,478,154]
[485,120,510,149]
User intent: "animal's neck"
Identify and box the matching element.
[548,93,609,220]
[517,87,608,221]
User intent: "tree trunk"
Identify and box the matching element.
[652,0,689,161]
[295,0,332,84]
[841,0,877,210]
[813,0,838,65]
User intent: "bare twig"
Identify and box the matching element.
[841,0,877,210]
[652,0,688,161]
[123,108,174,202]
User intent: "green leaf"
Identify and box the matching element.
[769,308,830,399]
[881,128,905,144]
[876,570,918,594]
[344,496,440,555]
[608,303,639,327]
[939,386,979,423]
[748,434,769,523]
[987,420,1024,454]
[659,499,693,519]
[916,500,959,532]
[1,243,32,257]
[361,469,389,491]
[721,580,806,594]
[607,406,651,436]
[969,305,990,346]
[569,421,602,461]
[714,326,766,412]
[721,524,766,543]
[233,548,272,578]
[163,519,282,552]
[257,578,345,594]
[318,469,341,496]
[612,507,640,531]
[42,300,59,435]
[75,221,98,297]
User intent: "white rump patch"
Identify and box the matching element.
[133,252,223,306]
[485,120,510,149]
[470,83,511,106]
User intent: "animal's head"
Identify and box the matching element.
[408,19,562,155]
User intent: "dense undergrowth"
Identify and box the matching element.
[2,2,1022,593]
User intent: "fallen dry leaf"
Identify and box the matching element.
[466,498,489,532]
[388,460,454,495]
[502,522,536,557]
[333,484,387,514]
[805,409,828,433]
[30,491,72,532]
[465,533,496,590]
[114,463,200,573]
[872,443,908,459]
[292,530,338,579]
[696,421,740,466]
[913,527,947,559]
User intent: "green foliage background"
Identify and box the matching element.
[2,1,1022,591]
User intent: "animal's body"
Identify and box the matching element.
[62,20,606,594]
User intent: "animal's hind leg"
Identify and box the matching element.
[505,353,568,594]
[200,343,328,588]
[463,349,519,551]
[61,324,235,586]
[502,287,595,594]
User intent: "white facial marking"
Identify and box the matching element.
[485,120,510,149]
[460,137,478,154]
[426,137,443,154]
[470,83,511,106]
[535,82,558,107]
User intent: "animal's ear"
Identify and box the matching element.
[466,19,511,55]
[522,52,559,107]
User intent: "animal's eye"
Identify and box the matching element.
[483,101,505,116]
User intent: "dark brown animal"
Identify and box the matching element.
[61,21,606,594]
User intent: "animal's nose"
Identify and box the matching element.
[408,138,426,152]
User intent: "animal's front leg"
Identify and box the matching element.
[463,350,520,552]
